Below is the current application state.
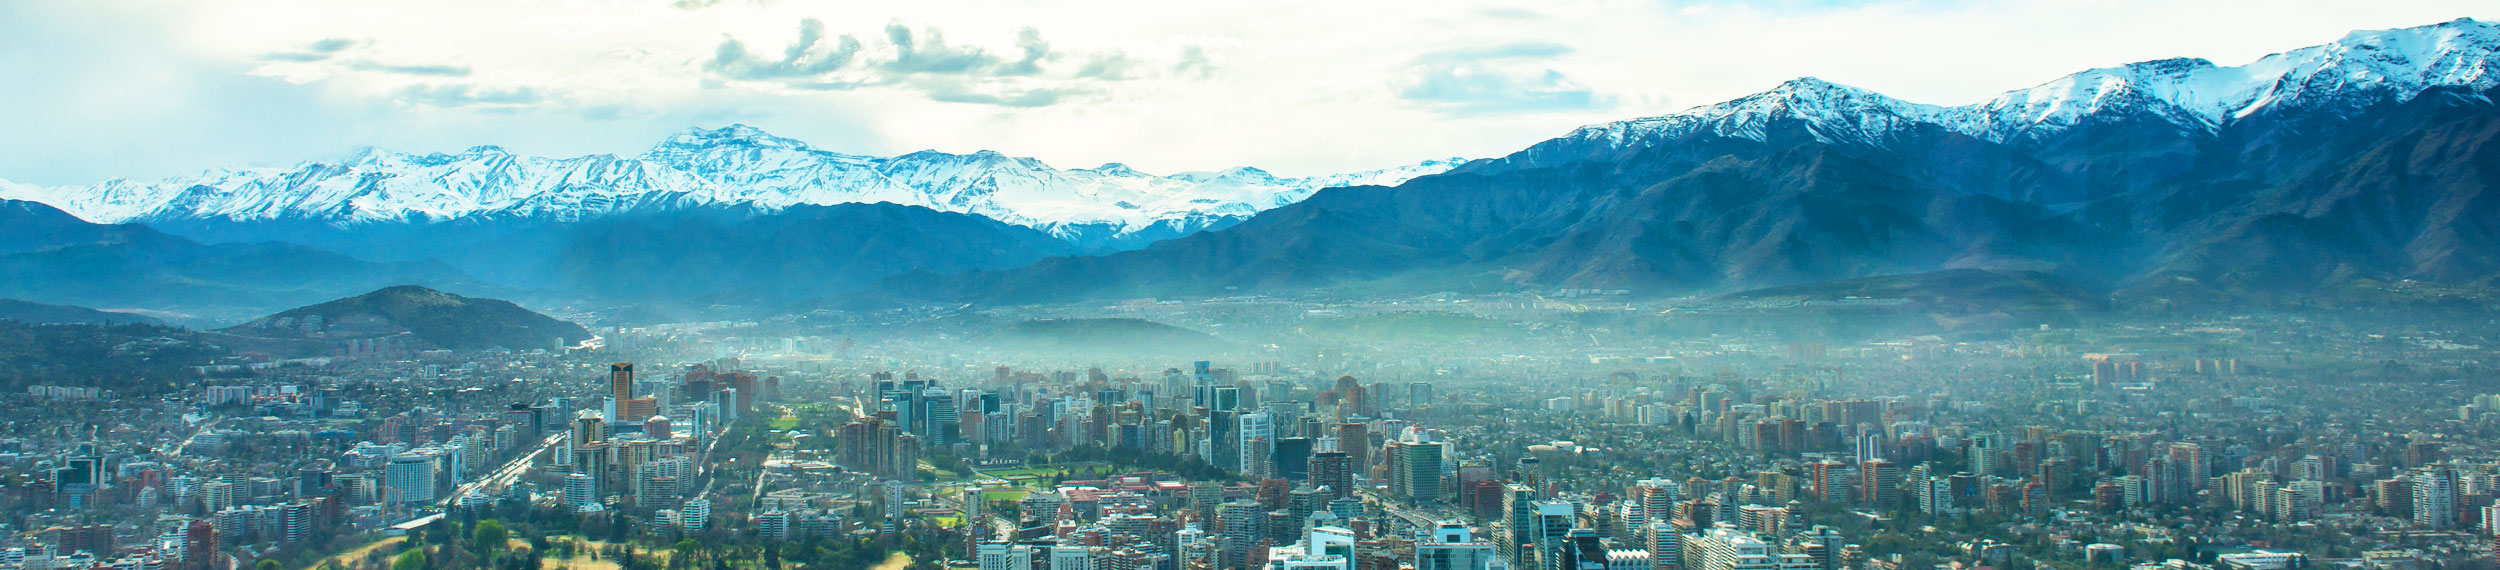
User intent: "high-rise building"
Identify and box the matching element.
[1395,440,1448,504]
[1240,413,1275,479]
[1966,433,2001,477]
[611,363,635,409]
[2414,467,2457,529]
[1530,501,1576,570]
[1220,500,1264,570]
[386,452,438,504]
[1311,452,1352,499]
[1416,522,1500,570]
[1859,460,1898,508]
[1277,437,1314,482]
[564,473,599,512]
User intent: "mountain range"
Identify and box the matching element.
[0,126,1463,253]
[5,18,2500,319]
[870,18,2500,308]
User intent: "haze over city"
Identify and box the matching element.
[4,3,2500,570]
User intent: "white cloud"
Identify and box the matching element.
[0,0,2494,186]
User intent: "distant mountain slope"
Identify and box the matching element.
[0,299,167,326]
[222,285,590,352]
[1717,269,2108,313]
[0,198,158,255]
[550,202,1076,303]
[873,19,2500,308]
[0,199,481,322]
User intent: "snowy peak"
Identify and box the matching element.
[1566,18,2500,150]
[9,125,1468,240]
[645,124,817,156]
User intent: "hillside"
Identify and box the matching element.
[0,298,166,326]
[222,285,592,352]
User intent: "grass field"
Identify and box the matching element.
[305,536,403,570]
[870,552,912,570]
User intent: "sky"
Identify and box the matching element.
[1,0,2494,186]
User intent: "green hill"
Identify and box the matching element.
[222,285,591,352]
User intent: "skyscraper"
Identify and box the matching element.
[611,363,634,407]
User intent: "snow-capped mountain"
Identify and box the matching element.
[875,18,2500,308]
[3,125,1466,241]
[1550,17,2500,152]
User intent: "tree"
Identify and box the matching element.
[473,520,510,555]
[257,561,283,570]
[391,549,429,570]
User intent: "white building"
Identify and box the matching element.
[1416,523,1505,570]
[1265,526,1356,570]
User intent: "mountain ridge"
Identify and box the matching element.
[862,19,2500,309]
[0,125,1466,247]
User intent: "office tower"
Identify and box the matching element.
[1530,500,1576,570]
[925,388,960,446]
[611,363,634,408]
[1500,483,1539,566]
[1277,437,1314,482]
[1395,440,1447,504]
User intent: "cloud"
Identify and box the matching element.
[307,37,360,54]
[921,81,1091,107]
[348,60,471,76]
[1418,42,1575,63]
[397,83,546,107]
[262,37,364,62]
[1400,43,1605,114]
[882,23,1011,75]
[997,27,1049,76]
[706,20,1173,107]
[707,18,862,80]
[1172,45,1215,79]
[1478,6,1546,20]
[1075,53,1141,80]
